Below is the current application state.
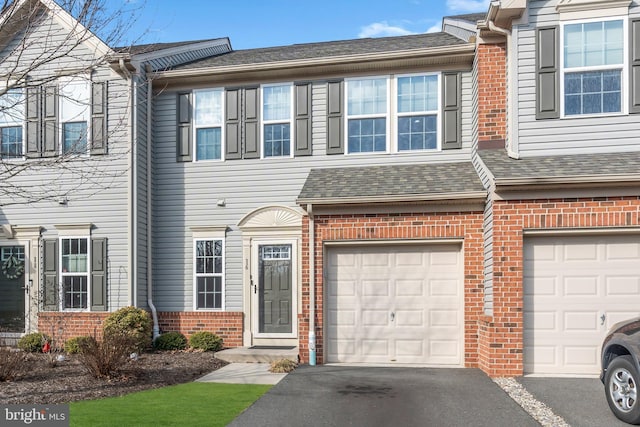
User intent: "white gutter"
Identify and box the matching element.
[297,191,487,206]
[146,71,159,339]
[307,204,316,366]
[495,174,640,189]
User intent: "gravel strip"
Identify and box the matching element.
[493,377,570,427]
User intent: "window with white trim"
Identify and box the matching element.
[397,75,439,150]
[346,77,388,153]
[194,89,223,161]
[61,237,89,309]
[0,89,24,159]
[60,78,90,154]
[562,18,625,116]
[194,239,224,310]
[262,84,292,157]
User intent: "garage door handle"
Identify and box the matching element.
[600,314,606,325]
[390,312,395,322]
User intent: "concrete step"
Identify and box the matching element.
[216,346,298,364]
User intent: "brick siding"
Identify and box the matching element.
[477,42,507,148]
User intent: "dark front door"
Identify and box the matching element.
[0,246,26,333]
[259,244,292,334]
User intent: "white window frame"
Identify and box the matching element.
[344,76,390,155]
[191,227,226,311]
[559,16,628,118]
[393,72,441,152]
[193,88,224,162]
[59,236,91,311]
[59,76,91,156]
[261,83,293,159]
[0,89,25,160]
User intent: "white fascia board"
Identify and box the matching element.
[495,174,640,189]
[296,191,488,206]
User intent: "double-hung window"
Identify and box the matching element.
[194,89,223,161]
[562,18,625,116]
[262,84,292,157]
[0,89,24,159]
[194,239,224,310]
[346,77,388,153]
[397,74,439,151]
[60,78,90,155]
[61,238,89,309]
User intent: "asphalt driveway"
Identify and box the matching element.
[229,365,539,427]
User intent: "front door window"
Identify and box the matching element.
[0,246,25,332]
[258,245,292,334]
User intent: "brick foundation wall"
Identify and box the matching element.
[299,210,484,365]
[480,196,640,376]
[477,42,507,148]
[38,312,110,346]
[157,311,243,348]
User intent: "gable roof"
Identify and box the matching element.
[478,149,640,189]
[297,162,486,206]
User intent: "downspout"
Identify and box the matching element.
[146,69,159,339]
[118,59,136,307]
[307,203,316,366]
[486,21,519,159]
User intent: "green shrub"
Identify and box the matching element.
[188,331,223,351]
[154,332,187,351]
[102,306,152,352]
[17,332,50,353]
[64,336,94,354]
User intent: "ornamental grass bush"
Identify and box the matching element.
[188,331,223,351]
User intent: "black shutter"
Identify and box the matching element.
[225,88,242,159]
[90,238,107,311]
[631,19,640,114]
[243,87,260,159]
[176,92,192,162]
[326,80,343,155]
[25,86,41,157]
[43,85,58,157]
[536,26,560,119]
[91,81,107,155]
[42,239,58,311]
[442,72,462,150]
[294,82,312,156]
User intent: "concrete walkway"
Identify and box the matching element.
[196,363,288,385]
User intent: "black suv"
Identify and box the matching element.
[601,317,640,424]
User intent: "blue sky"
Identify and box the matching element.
[118,0,490,50]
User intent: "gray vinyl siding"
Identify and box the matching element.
[0,11,133,311]
[152,73,475,312]
[515,0,640,156]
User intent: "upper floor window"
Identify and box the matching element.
[60,78,90,155]
[262,84,292,157]
[562,18,625,116]
[194,239,224,310]
[397,75,439,151]
[346,77,388,153]
[194,89,223,161]
[0,89,24,159]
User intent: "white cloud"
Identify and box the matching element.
[446,0,491,13]
[426,22,442,33]
[358,21,415,38]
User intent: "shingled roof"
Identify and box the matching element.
[171,32,467,70]
[478,148,640,187]
[444,13,486,23]
[297,162,485,205]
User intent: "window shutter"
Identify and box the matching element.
[243,87,260,158]
[25,86,41,157]
[90,238,107,311]
[294,82,312,156]
[42,239,58,311]
[43,85,58,157]
[442,72,462,150]
[536,26,560,119]
[326,80,343,155]
[225,88,241,159]
[176,92,192,162]
[631,19,640,114]
[91,81,107,155]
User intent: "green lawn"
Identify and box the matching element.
[69,382,271,427]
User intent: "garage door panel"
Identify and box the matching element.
[524,235,640,375]
[326,245,462,365]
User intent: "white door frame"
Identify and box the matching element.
[251,238,298,339]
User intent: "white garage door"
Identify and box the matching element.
[325,244,463,365]
[524,235,640,376]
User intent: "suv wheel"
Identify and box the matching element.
[606,355,640,424]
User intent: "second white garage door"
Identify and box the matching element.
[325,244,463,365]
[524,235,640,376]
